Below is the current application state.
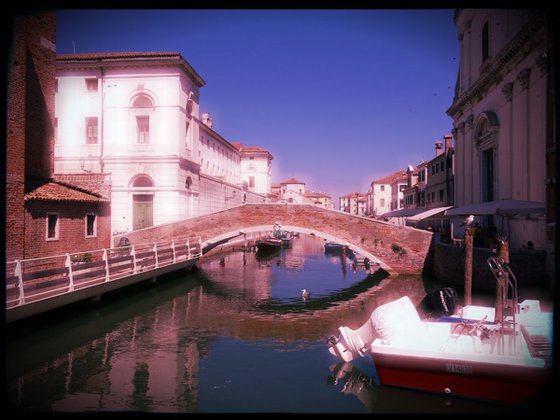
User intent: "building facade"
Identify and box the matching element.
[366,170,407,217]
[447,9,552,252]
[339,192,367,215]
[55,52,271,236]
[425,135,455,209]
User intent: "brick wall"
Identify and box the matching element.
[23,200,111,260]
[6,11,56,262]
[115,204,435,275]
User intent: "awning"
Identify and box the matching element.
[380,208,424,218]
[444,199,545,217]
[406,206,454,223]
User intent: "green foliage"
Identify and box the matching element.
[390,243,407,257]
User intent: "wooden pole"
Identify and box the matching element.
[464,228,473,306]
[495,238,510,323]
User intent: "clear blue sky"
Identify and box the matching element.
[56,9,459,207]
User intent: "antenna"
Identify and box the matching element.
[73,41,76,54]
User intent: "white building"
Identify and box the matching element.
[232,143,273,197]
[55,52,271,235]
[278,178,306,204]
[447,10,551,250]
[339,192,367,215]
[367,170,408,217]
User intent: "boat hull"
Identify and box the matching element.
[372,351,548,403]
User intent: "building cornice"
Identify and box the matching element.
[446,13,546,118]
[56,52,206,88]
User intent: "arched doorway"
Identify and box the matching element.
[132,175,154,230]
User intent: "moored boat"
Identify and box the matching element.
[327,258,552,404]
[255,236,283,251]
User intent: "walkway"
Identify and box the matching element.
[5,236,202,323]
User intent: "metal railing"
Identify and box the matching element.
[6,236,202,309]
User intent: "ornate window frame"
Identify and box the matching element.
[473,111,499,152]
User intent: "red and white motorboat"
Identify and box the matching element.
[327,258,553,404]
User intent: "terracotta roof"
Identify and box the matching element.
[231,142,272,156]
[57,51,182,61]
[25,179,110,203]
[281,177,306,185]
[304,191,331,199]
[340,192,367,199]
[373,170,407,185]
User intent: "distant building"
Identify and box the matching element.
[55,52,271,236]
[402,164,420,210]
[231,142,273,198]
[367,170,407,217]
[425,135,454,209]
[277,178,306,204]
[339,192,367,215]
[304,191,334,209]
[447,9,552,253]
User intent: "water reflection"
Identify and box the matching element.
[6,235,507,413]
[326,362,516,413]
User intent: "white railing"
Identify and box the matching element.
[6,236,202,310]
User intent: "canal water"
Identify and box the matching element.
[5,235,521,413]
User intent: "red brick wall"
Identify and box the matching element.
[6,11,56,262]
[116,204,435,275]
[23,200,111,260]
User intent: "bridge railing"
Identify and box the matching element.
[6,236,202,310]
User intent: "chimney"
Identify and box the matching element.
[202,112,213,128]
[444,134,453,151]
[435,141,443,157]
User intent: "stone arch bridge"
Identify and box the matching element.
[114,204,435,276]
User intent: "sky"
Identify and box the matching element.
[56,9,460,206]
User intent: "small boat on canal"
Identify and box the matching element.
[327,257,552,404]
[256,236,284,251]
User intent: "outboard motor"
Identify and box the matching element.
[417,287,460,319]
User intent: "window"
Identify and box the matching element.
[85,78,98,92]
[380,185,385,191]
[380,198,385,207]
[136,116,149,144]
[133,95,153,108]
[46,213,59,240]
[482,22,489,63]
[85,214,97,237]
[86,117,98,144]
[439,189,444,202]
[249,176,255,188]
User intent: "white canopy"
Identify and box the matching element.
[406,206,454,223]
[380,208,423,218]
[444,199,545,217]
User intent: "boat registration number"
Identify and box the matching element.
[445,363,473,375]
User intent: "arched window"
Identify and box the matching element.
[132,95,154,108]
[131,94,154,144]
[132,175,154,188]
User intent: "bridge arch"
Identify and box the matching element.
[201,224,395,274]
[115,204,435,276]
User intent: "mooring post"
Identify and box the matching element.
[464,228,473,306]
[495,239,510,324]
